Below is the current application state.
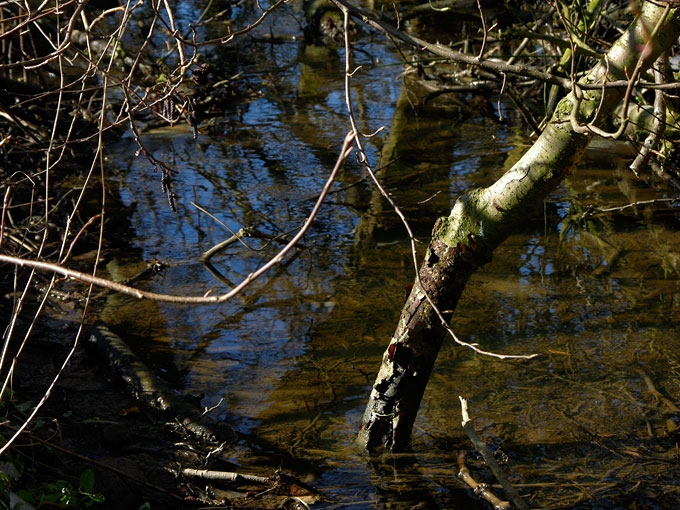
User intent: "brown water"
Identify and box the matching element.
[100,3,680,508]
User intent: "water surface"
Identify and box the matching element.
[102,3,680,508]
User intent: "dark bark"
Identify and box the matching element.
[87,323,235,443]
[358,2,680,452]
[358,234,486,451]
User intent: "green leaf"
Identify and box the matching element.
[84,492,106,506]
[79,468,96,494]
[14,401,34,414]
[30,419,46,430]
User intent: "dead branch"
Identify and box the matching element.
[457,452,511,510]
[180,468,272,485]
[0,132,355,304]
[459,397,529,510]
[86,323,235,442]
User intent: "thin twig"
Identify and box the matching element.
[60,214,102,264]
[0,133,355,305]
[457,451,511,510]
[630,53,667,175]
[590,197,678,216]
[459,397,529,510]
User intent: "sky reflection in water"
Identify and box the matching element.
[106,3,680,507]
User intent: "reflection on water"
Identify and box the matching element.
[102,3,680,508]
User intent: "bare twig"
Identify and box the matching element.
[630,53,668,175]
[457,451,511,510]
[459,397,529,510]
[0,133,356,305]
[59,214,102,264]
[588,197,678,216]
[0,315,89,457]
[337,3,537,360]
[199,226,255,263]
[476,0,497,60]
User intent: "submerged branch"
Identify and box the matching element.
[459,397,529,510]
[87,324,234,442]
[457,452,511,510]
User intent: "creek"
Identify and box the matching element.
[96,2,680,508]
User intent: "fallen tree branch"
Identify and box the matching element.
[457,452,511,510]
[459,397,528,510]
[87,324,233,442]
[180,468,272,485]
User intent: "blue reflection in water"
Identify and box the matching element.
[100,5,678,506]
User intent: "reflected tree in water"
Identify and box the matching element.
[2,0,680,507]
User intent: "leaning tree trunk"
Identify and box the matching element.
[358,1,680,452]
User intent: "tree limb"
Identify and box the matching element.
[357,1,680,453]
